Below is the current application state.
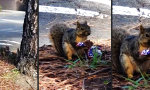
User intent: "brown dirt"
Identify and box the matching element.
[0,59,22,90]
[0,57,37,90]
[39,40,111,90]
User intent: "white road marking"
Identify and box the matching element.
[1,19,24,24]
[0,40,20,44]
[0,29,22,33]
[113,6,150,18]
[85,0,111,6]
[39,5,109,18]
[1,10,25,14]
[0,43,12,46]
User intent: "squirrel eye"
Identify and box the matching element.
[81,28,84,30]
[145,34,150,37]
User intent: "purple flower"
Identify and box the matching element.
[88,46,102,58]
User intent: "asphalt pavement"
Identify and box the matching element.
[0,10,25,51]
[2,0,148,50]
[113,0,150,29]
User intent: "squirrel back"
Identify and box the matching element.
[49,24,68,56]
[112,28,129,73]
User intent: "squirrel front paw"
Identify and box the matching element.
[67,56,72,60]
[127,74,133,78]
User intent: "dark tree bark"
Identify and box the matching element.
[17,0,38,81]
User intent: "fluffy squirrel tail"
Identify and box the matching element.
[49,24,68,56]
[112,28,129,73]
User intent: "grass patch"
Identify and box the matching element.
[90,47,102,69]
[0,67,21,89]
[122,71,150,89]
[1,68,20,81]
[103,80,110,85]
[64,47,109,69]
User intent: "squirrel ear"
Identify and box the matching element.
[139,24,145,34]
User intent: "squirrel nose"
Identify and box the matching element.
[87,32,90,35]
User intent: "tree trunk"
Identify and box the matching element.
[17,0,38,80]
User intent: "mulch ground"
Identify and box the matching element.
[112,70,150,90]
[39,40,111,90]
[0,58,21,90]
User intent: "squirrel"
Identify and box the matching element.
[112,25,150,78]
[49,21,91,60]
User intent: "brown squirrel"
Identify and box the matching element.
[49,21,91,60]
[112,25,150,78]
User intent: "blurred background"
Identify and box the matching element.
[0,0,26,52]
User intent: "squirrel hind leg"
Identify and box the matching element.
[63,42,75,60]
[120,54,135,78]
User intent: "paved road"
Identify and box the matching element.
[113,0,150,30]
[39,0,111,46]
[0,10,25,51]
